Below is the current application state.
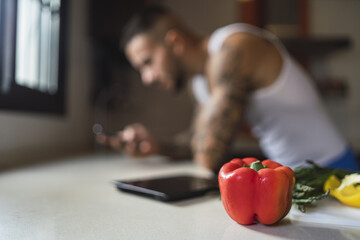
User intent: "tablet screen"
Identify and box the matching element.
[113,175,219,201]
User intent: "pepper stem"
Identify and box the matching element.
[249,161,266,171]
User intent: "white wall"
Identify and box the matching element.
[309,0,360,151]
[0,0,93,168]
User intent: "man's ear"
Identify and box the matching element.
[164,29,185,55]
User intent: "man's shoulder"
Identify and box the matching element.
[224,32,265,49]
[205,25,283,90]
[208,23,269,52]
[207,32,269,66]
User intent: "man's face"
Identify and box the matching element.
[125,33,185,92]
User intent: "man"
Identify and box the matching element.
[98,5,359,172]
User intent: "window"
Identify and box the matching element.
[0,0,67,114]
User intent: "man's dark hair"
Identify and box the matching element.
[119,5,171,51]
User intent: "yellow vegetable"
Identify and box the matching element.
[324,173,360,208]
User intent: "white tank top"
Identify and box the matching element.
[192,23,346,168]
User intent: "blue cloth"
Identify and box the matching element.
[326,147,359,171]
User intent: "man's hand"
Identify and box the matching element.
[96,123,160,157]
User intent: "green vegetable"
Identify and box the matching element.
[292,160,354,212]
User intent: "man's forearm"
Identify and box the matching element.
[191,93,243,171]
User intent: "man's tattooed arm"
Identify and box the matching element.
[191,38,254,171]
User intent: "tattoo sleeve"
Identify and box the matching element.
[192,42,253,171]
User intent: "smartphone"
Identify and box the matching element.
[113,175,219,202]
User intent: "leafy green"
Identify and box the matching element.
[292,160,354,212]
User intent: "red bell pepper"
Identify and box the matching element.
[218,157,295,225]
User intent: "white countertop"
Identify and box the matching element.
[0,153,359,240]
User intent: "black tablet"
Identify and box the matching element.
[113,175,219,202]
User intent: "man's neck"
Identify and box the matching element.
[185,36,209,77]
